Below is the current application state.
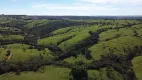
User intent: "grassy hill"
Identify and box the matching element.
[0,34,24,40]
[0,66,71,80]
[132,56,142,80]
[0,66,124,80]
[0,18,142,80]
[89,36,142,60]
[0,44,52,63]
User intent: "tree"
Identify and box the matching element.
[71,66,88,80]
[133,30,139,37]
[85,50,92,60]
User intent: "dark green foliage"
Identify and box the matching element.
[15,69,21,75]
[71,66,88,80]
[85,51,92,60]
[126,70,136,80]
[0,39,24,45]
[28,20,90,38]
[24,35,38,45]
[57,29,102,60]
[133,30,139,37]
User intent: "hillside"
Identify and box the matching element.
[0,16,142,80]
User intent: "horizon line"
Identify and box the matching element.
[1,14,142,17]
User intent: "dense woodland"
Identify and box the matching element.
[0,15,142,80]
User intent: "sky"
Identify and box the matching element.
[0,0,142,16]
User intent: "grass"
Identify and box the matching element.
[99,24,142,42]
[38,26,88,46]
[7,44,29,49]
[0,66,71,80]
[38,32,77,46]
[38,25,95,47]
[0,66,124,80]
[58,25,112,50]
[52,27,71,35]
[132,56,142,80]
[25,20,48,28]
[0,27,22,32]
[89,36,142,60]
[0,44,52,63]
[88,70,101,80]
[99,27,134,42]
[38,25,114,50]
[0,34,24,40]
[132,24,142,29]
[88,68,124,80]
[58,30,91,50]
[0,20,141,80]
[132,24,142,38]
[63,54,92,64]
[91,24,142,60]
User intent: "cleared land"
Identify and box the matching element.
[132,56,142,80]
[0,66,71,80]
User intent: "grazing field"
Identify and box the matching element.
[0,66,71,80]
[38,31,77,46]
[58,25,113,50]
[99,28,133,42]
[132,56,142,80]
[88,68,124,80]
[0,44,52,63]
[0,34,24,40]
[0,27,22,32]
[99,24,142,42]
[63,54,92,64]
[52,27,72,35]
[0,66,124,80]
[24,20,48,28]
[89,36,142,60]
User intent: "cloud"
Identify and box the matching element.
[79,0,142,5]
[1,0,142,15]
[79,0,118,4]
[32,3,118,13]
[11,0,18,1]
[31,3,142,15]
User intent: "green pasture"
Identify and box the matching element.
[0,66,71,80]
[89,36,142,60]
[132,56,142,80]
[0,44,52,63]
[0,34,24,40]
